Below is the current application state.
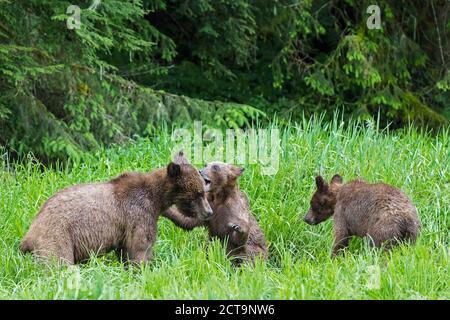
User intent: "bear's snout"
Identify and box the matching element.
[303,209,316,225]
[197,197,213,220]
[205,207,213,219]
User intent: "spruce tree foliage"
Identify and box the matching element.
[0,0,262,161]
[0,0,448,161]
[146,0,449,126]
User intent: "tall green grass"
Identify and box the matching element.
[0,117,448,299]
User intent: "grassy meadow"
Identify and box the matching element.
[0,118,449,299]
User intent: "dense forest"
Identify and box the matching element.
[0,0,449,161]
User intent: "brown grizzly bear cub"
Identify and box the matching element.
[20,152,212,264]
[304,174,421,257]
[163,162,268,265]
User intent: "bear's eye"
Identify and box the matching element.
[311,201,319,211]
[319,198,326,206]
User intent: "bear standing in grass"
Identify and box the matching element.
[304,174,421,257]
[20,152,212,264]
[163,162,268,265]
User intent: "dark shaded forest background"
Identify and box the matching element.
[0,0,448,162]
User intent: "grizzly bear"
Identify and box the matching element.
[304,174,421,257]
[163,162,268,265]
[20,152,212,264]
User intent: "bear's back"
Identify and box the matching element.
[336,180,418,235]
[36,182,119,221]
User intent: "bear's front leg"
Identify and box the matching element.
[124,220,157,264]
[226,222,249,265]
[227,222,249,247]
[162,206,205,230]
[331,223,350,258]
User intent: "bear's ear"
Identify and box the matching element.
[173,151,189,165]
[331,174,343,185]
[167,162,181,178]
[315,175,328,192]
[230,166,244,178]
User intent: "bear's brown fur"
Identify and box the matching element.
[163,162,268,264]
[20,152,212,264]
[304,174,421,257]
